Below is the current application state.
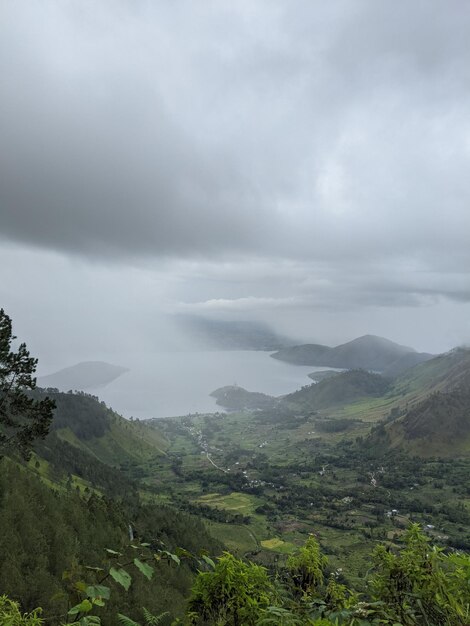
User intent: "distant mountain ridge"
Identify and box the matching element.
[38,361,128,391]
[174,315,294,350]
[271,334,433,375]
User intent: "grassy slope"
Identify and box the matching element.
[384,388,470,457]
[326,349,470,422]
[364,348,470,457]
[55,419,168,465]
[43,390,169,466]
[284,369,391,411]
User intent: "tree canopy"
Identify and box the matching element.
[0,308,55,459]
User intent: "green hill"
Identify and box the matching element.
[401,388,470,442]
[210,385,277,410]
[37,389,168,466]
[367,348,470,456]
[283,369,391,410]
[272,334,433,373]
[391,347,470,397]
[369,387,470,457]
[0,455,222,624]
[314,348,470,426]
[0,385,222,624]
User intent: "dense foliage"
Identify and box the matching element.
[0,309,55,459]
[0,459,221,625]
[185,526,470,625]
[5,525,469,625]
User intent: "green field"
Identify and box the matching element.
[196,492,259,513]
[140,350,470,576]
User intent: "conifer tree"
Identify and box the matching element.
[0,308,55,459]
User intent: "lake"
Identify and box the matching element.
[86,350,326,420]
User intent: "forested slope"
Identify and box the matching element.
[0,455,222,624]
[37,389,168,466]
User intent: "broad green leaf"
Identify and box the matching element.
[86,585,111,600]
[163,550,180,565]
[201,554,215,569]
[68,599,93,615]
[109,567,132,591]
[134,558,154,580]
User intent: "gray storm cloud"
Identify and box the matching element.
[1,1,469,261]
[1,0,470,357]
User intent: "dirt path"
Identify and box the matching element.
[206,453,229,474]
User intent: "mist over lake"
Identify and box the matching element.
[83,351,319,420]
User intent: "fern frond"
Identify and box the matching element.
[117,613,141,626]
[142,607,170,625]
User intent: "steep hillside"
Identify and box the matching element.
[36,389,168,466]
[367,348,470,456]
[401,388,470,442]
[381,351,438,377]
[271,334,433,373]
[0,457,223,624]
[391,347,470,397]
[313,348,470,425]
[283,369,391,410]
[369,387,470,457]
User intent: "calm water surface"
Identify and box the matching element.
[87,350,326,420]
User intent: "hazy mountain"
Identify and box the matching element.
[271,334,433,373]
[174,315,294,350]
[38,361,128,391]
[271,343,331,365]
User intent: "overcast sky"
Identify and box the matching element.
[1,0,470,371]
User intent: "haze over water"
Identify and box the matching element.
[83,351,322,420]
